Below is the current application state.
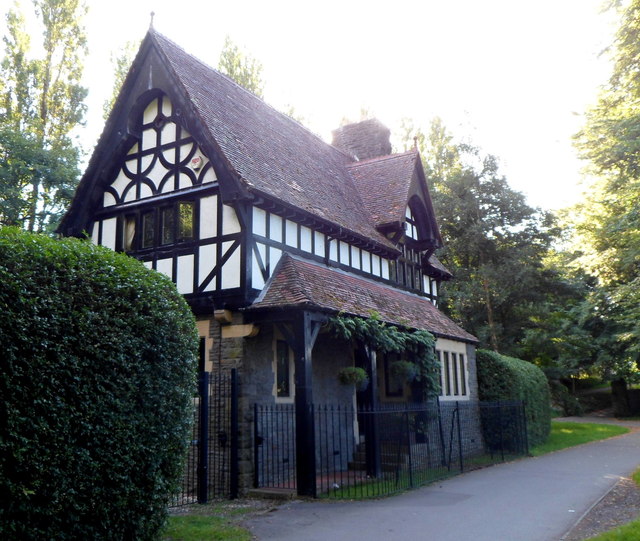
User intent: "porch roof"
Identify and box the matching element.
[248,254,477,344]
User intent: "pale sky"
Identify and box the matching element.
[22,0,622,211]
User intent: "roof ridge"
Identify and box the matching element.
[346,149,419,168]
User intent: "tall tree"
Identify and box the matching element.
[572,0,640,391]
[103,40,139,120]
[0,126,78,228]
[217,35,265,98]
[403,119,558,356]
[0,0,87,232]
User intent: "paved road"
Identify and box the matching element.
[246,418,640,541]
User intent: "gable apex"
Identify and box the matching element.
[346,150,442,249]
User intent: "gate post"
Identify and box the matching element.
[358,346,381,478]
[197,371,210,504]
[230,368,239,499]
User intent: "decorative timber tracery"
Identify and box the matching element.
[91,92,244,303]
[104,93,217,207]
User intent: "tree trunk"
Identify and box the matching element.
[27,179,39,232]
[482,277,499,351]
[611,378,631,417]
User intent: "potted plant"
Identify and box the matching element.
[390,360,419,383]
[337,366,369,391]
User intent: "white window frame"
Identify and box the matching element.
[436,338,469,401]
[273,334,295,403]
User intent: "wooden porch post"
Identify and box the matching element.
[277,310,323,497]
[356,345,381,477]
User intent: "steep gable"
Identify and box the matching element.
[60,30,397,254]
[147,32,397,252]
[347,150,443,250]
[59,30,455,305]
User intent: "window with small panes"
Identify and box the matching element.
[119,201,195,252]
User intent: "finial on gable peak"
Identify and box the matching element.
[149,11,155,29]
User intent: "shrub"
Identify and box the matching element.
[0,228,198,540]
[476,349,552,447]
[548,380,584,417]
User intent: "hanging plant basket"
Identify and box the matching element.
[390,360,419,383]
[337,366,369,391]
[328,312,441,399]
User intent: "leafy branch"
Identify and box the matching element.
[328,312,440,398]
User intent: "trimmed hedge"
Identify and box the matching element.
[0,228,198,540]
[476,349,551,447]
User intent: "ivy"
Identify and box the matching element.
[328,312,440,399]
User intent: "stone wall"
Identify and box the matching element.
[466,343,479,400]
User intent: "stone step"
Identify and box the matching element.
[247,487,297,500]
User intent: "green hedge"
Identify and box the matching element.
[476,349,551,447]
[0,228,198,540]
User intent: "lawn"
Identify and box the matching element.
[162,514,250,541]
[530,421,629,456]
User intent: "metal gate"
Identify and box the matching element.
[171,368,239,506]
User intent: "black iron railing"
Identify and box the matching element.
[171,369,239,506]
[254,400,528,499]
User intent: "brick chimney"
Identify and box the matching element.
[331,118,392,161]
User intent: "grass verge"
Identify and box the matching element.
[530,421,629,456]
[161,501,264,541]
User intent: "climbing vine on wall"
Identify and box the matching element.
[328,312,440,399]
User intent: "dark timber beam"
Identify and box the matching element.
[291,310,324,497]
[356,344,381,478]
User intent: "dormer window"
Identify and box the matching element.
[405,206,419,241]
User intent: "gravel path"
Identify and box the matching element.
[563,476,640,540]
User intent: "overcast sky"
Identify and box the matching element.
[19,0,620,211]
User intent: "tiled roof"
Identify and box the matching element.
[427,254,453,278]
[346,151,419,228]
[249,254,477,343]
[151,32,397,251]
